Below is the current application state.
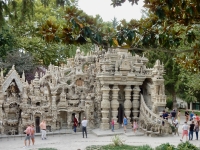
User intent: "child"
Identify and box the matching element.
[132,120,138,133]
[111,119,115,132]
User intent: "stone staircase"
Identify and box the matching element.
[139,94,172,136]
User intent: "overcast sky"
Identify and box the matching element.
[78,0,144,22]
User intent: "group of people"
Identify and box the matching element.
[24,124,35,148]
[24,120,47,148]
[24,116,88,148]
[111,115,138,133]
[181,110,200,141]
[73,115,88,138]
[163,108,200,142]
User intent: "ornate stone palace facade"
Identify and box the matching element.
[0,48,172,135]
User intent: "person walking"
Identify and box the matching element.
[190,111,194,121]
[111,119,115,132]
[73,115,79,133]
[194,121,199,140]
[173,117,179,136]
[177,110,181,123]
[180,122,189,142]
[24,124,31,148]
[40,120,47,140]
[171,109,176,123]
[30,124,35,145]
[185,109,189,122]
[132,120,138,133]
[189,121,195,140]
[123,115,128,133]
[81,117,88,138]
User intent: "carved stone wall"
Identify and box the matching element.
[0,48,167,134]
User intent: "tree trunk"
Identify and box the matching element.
[172,92,177,110]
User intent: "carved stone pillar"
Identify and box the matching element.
[124,85,132,128]
[132,85,140,120]
[67,111,72,129]
[111,85,119,129]
[100,84,110,130]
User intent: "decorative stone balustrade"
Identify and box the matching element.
[139,94,172,136]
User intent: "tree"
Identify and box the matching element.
[0,50,36,75]
[0,27,16,60]
[111,17,118,29]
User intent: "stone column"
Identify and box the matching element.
[124,85,132,128]
[132,85,140,120]
[67,111,72,129]
[111,85,119,129]
[100,84,110,130]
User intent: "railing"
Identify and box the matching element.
[139,94,172,136]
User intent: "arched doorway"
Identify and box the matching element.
[35,117,40,133]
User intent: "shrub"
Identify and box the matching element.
[177,141,199,150]
[155,143,176,150]
[111,135,124,146]
[134,145,153,150]
[166,97,173,110]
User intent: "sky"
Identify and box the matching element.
[78,0,144,22]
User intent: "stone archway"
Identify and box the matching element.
[35,116,40,133]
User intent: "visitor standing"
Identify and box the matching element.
[73,115,79,133]
[185,109,189,122]
[123,115,128,133]
[111,119,115,132]
[30,124,35,145]
[190,111,194,121]
[173,117,179,136]
[39,120,47,140]
[162,110,168,126]
[171,109,176,123]
[189,121,195,140]
[24,124,31,148]
[195,114,200,124]
[132,120,138,133]
[194,121,199,140]
[180,122,189,142]
[177,110,181,123]
[81,117,88,138]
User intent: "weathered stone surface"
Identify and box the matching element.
[0,48,169,135]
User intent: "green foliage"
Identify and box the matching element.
[177,141,199,150]
[85,142,199,150]
[0,27,17,60]
[155,143,176,150]
[134,145,153,150]
[166,97,173,110]
[101,144,137,150]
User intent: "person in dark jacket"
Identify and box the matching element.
[73,115,79,133]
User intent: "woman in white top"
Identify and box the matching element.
[180,122,189,142]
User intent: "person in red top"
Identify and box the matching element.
[73,115,79,133]
[111,119,115,132]
[195,114,200,124]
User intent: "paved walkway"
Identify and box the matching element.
[0,115,199,150]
